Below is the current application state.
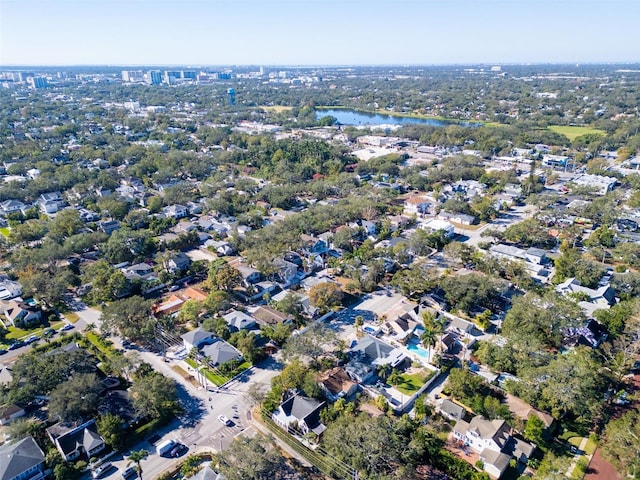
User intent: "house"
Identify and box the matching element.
[0,199,26,216]
[562,319,608,348]
[350,335,407,369]
[273,258,300,285]
[99,220,121,234]
[0,404,26,425]
[0,366,13,386]
[420,219,455,238]
[572,174,617,195]
[404,194,432,217]
[319,368,358,402]
[555,277,616,316]
[181,327,215,351]
[250,306,293,326]
[185,465,225,480]
[438,398,466,421]
[123,262,156,280]
[152,294,185,317]
[453,415,535,478]
[299,234,329,256]
[205,240,235,256]
[0,436,46,480]
[200,338,243,366]
[222,310,257,331]
[489,244,547,266]
[272,394,326,437]
[163,204,188,219]
[446,316,475,336]
[46,420,106,462]
[453,416,512,478]
[381,312,420,341]
[2,300,42,328]
[0,277,22,300]
[37,192,63,214]
[237,265,261,286]
[167,252,191,273]
[437,211,477,226]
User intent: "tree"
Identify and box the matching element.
[525,347,607,421]
[100,296,154,342]
[502,291,584,352]
[97,413,126,450]
[308,282,343,313]
[178,300,204,325]
[48,208,84,241]
[322,413,403,478]
[127,449,149,479]
[601,410,640,478]
[215,435,289,480]
[209,261,242,292]
[203,290,230,314]
[130,371,179,419]
[282,322,337,367]
[49,373,101,423]
[524,414,546,447]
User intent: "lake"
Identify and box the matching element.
[316,108,480,127]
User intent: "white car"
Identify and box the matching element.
[217,414,232,426]
[61,324,74,331]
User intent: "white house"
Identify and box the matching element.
[420,219,455,238]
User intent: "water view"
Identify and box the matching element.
[316,108,480,127]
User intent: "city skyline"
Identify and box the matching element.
[2,0,640,66]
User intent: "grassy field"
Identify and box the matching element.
[0,227,10,238]
[392,370,436,396]
[5,320,65,340]
[260,105,293,113]
[548,125,606,141]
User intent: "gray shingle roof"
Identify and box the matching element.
[0,436,45,480]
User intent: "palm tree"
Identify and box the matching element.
[127,449,149,479]
[420,327,437,364]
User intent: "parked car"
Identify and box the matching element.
[0,349,7,355]
[217,414,232,426]
[8,341,25,350]
[120,466,137,479]
[92,462,114,479]
[25,335,40,344]
[61,323,74,331]
[43,328,55,337]
[169,443,188,457]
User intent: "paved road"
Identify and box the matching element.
[85,350,282,480]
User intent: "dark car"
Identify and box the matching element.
[8,341,25,350]
[0,349,7,355]
[169,443,188,457]
[43,328,56,337]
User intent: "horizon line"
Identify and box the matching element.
[2,61,640,69]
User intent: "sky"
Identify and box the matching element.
[1,0,639,66]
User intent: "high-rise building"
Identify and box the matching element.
[27,77,48,89]
[181,71,197,80]
[227,88,236,106]
[122,70,144,82]
[148,70,162,85]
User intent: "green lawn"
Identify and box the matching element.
[185,358,229,386]
[0,227,10,238]
[6,320,65,340]
[548,125,606,141]
[63,312,80,323]
[392,370,436,396]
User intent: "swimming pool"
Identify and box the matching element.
[406,339,430,359]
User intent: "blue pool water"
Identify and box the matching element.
[406,339,430,359]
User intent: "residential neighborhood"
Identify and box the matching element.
[1,61,640,480]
